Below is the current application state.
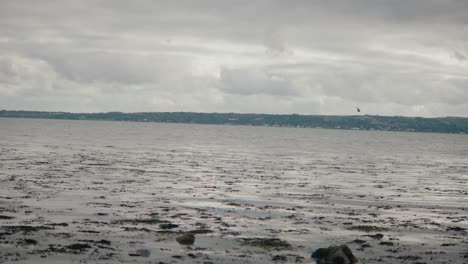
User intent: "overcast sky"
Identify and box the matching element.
[1,0,467,117]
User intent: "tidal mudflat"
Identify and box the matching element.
[1,118,467,263]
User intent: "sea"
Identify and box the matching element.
[0,117,467,263]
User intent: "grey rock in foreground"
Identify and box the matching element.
[176,233,195,245]
[311,244,358,264]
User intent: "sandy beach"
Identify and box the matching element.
[1,118,467,263]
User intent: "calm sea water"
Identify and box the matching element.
[1,117,466,161]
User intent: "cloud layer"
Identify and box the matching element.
[1,0,467,116]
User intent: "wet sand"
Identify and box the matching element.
[1,118,467,263]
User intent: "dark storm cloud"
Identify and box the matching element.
[0,0,467,116]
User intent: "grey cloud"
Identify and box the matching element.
[4,1,467,48]
[42,51,192,85]
[453,51,467,61]
[220,68,297,96]
[0,53,222,113]
[0,55,59,95]
[0,0,467,117]
[312,69,468,107]
[263,30,289,56]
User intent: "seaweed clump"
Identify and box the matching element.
[239,238,292,249]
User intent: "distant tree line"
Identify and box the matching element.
[1,110,467,134]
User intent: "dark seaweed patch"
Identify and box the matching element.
[239,238,292,249]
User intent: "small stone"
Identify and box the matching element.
[96,239,111,245]
[19,239,38,246]
[136,249,151,257]
[352,239,367,244]
[272,255,287,261]
[176,233,195,245]
[159,223,179,230]
[365,233,384,240]
[187,253,203,258]
[379,241,394,246]
[66,243,92,251]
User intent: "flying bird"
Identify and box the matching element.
[356,107,361,113]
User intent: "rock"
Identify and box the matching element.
[364,233,384,240]
[446,226,466,232]
[159,223,179,229]
[187,252,203,258]
[129,249,151,257]
[352,239,367,244]
[66,243,92,251]
[96,239,111,245]
[272,255,288,261]
[18,238,38,246]
[48,222,69,227]
[379,241,394,246]
[311,244,358,264]
[176,233,195,245]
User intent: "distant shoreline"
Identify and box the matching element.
[1,110,467,134]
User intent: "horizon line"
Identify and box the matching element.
[1,109,466,119]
